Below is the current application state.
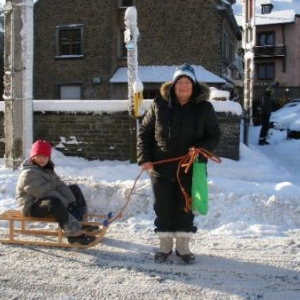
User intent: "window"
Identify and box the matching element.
[222,33,235,64]
[222,33,229,62]
[119,0,134,8]
[56,25,84,57]
[258,32,275,46]
[59,85,82,100]
[261,4,273,14]
[257,64,275,80]
[229,42,234,63]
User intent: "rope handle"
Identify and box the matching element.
[109,148,221,223]
[178,148,221,212]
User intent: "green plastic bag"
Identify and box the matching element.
[192,162,209,215]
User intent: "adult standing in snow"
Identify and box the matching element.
[137,64,221,263]
[15,140,97,245]
[258,86,273,145]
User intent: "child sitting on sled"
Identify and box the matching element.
[15,140,96,245]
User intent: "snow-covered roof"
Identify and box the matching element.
[233,0,300,26]
[110,65,226,84]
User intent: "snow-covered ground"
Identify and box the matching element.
[0,126,300,300]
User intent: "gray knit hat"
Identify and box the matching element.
[172,63,197,85]
[169,64,200,101]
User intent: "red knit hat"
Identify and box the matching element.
[30,140,52,158]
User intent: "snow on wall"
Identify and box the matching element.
[0,98,243,116]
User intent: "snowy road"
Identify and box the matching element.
[1,226,300,300]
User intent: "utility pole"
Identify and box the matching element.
[3,0,34,169]
[242,0,256,145]
[124,6,143,163]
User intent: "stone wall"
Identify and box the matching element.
[216,112,241,160]
[0,111,240,161]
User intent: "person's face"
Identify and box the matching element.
[174,77,193,105]
[32,155,50,167]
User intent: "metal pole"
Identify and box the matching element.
[124,7,143,163]
[242,0,255,146]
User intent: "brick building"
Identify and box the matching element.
[0,1,243,164]
[33,0,241,100]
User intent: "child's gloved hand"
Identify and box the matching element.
[68,202,83,221]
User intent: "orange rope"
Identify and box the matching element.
[108,168,144,224]
[109,148,221,224]
[176,148,221,212]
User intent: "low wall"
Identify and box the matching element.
[34,111,131,160]
[0,100,241,161]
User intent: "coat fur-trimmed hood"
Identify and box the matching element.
[159,81,210,103]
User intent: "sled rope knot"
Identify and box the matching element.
[111,148,221,221]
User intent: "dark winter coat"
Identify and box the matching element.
[16,159,76,216]
[137,81,221,180]
[261,90,272,114]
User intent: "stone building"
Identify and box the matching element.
[33,0,241,100]
[0,0,243,164]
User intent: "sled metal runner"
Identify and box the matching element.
[0,210,112,248]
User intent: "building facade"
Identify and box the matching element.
[33,0,241,100]
[233,1,300,100]
[253,2,300,90]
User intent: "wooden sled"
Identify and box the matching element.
[0,209,113,249]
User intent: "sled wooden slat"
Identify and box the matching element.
[0,210,110,248]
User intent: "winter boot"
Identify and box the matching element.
[175,232,195,264]
[81,224,99,232]
[154,232,174,262]
[63,214,96,245]
[62,213,83,236]
[67,234,96,245]
[258,138,270,145]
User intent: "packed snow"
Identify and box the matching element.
[0,126,300,299]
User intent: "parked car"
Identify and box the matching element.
[287,117,300,139]
[269,99,300,131]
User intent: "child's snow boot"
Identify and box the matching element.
[81,224,100,232]
[62,213,83,236]
[67,234,96,245]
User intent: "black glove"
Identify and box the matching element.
[68,202,84,221]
